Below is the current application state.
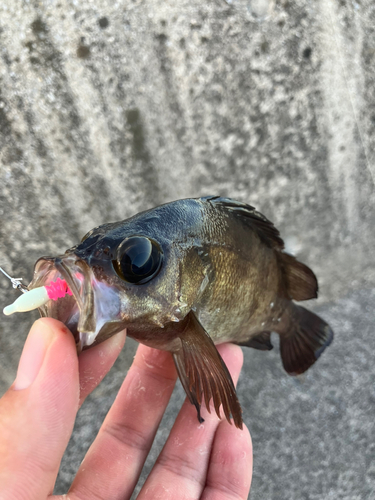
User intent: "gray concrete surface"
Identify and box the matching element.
[0,0,374,498]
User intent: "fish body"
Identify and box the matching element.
[29,197,333,428]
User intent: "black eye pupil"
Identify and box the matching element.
[114,236,163,284]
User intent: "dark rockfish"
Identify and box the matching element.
[28,197,333,429]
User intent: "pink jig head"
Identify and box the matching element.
[3,278,73,316]
[46,278,73,300]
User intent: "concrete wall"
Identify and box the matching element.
[0,1,374,498]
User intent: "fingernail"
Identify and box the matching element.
[13,320,54,390]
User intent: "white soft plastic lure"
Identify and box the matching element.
[1,267,71,316]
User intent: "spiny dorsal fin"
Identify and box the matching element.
[173,311,243,429]
[205,196,284,249]
[279,252,318,301]
[205,196,317,301]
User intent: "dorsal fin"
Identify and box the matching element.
[204,196,284,249]
[204,196,318,302]
[279,252,318,301]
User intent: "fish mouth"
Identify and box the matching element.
[28,255,124,350]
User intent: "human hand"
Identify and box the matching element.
[0,318,252,499]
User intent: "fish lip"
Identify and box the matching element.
[29,255,107,347]
[30,254,125,349]
[32,255,88,311]
[54,257,96,334]
[53,257,85,310]
[29,255,92,338]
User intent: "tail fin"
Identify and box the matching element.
[279,304,333,375]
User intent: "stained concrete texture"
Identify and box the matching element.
[0,0,374,499]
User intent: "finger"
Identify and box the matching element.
[202,422,252,500]
[65,344,178,500]
[0,318,79,500]
[78,330,127,406]
[136,343,243,500]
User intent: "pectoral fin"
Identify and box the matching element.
[173,312,243,429]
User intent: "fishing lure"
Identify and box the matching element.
[1,268,72,316]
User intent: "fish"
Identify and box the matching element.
[28,196,333,429]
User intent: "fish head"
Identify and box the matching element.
[28,215,206,350]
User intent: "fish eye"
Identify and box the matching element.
[113,236,163,284]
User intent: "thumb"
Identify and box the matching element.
[0,318,79,500]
